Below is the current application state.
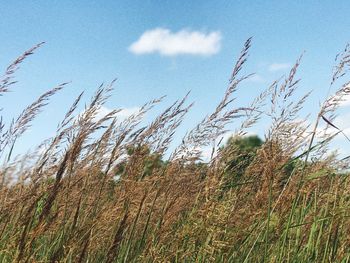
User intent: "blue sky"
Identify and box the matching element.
[1,0,350,157]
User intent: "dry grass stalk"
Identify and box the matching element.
[0,40,350,263]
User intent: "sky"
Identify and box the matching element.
[1,0,350,158]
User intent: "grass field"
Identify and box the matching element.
[1,39,350,262]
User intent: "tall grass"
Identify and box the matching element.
[1,39,350,262]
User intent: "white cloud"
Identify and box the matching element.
[94,106,113,121]
[268,63,291,72]
[83,106,140,122]
[334,113,350,125]
[339,97,350,107]
[201,147,214,162]
[303,116,350,151]
[247,74,265,83]
[116,107,140,119]
[129,28,221,56]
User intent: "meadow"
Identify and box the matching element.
[1,39,350,262]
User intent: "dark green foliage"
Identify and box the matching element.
[220,135,263,190]
[114,145,167,180]
[227,135,263,152]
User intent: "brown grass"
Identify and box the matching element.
[0,40,350,262]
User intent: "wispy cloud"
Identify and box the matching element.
[129,28,221,56]
[89,106,140,122]
[247,74,265,83]
[268,63,291,72]
[339,97,350,107]
[116,107,140,119]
